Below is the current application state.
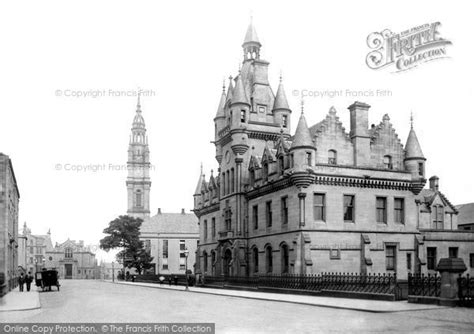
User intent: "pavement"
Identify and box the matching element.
[0,279,447,314]
[110,280,445,313]
[0,287,41,312]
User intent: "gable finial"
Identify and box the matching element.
[300,97,305,114]
[222,78,226,92]
[279,70,283,83]
[410,111,414,129]
[200,162,203,175]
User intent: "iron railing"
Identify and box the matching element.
[408,273,440,297]
[202,272,399,296]
[458,274,474,307]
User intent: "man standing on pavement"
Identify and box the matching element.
[18,273,25,292]
[25,272,33,291]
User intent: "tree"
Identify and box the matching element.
[100,215,153,275]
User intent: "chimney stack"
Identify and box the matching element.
[348,101,371,166]
[157,208,162,214]
[429,176,439,191]
[181,208,185,214]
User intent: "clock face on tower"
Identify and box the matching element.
[225,151,231,164]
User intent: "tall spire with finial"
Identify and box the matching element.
[242,15,261,61]
[127,90,151,219]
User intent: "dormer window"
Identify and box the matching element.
[278,156,284,175]
[328,150,337,165]
[433,205,444,229]
[383,155,393,169]
[249,169,255,186]
[263,163,269,181]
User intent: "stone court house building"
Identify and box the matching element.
[193,21,474,279]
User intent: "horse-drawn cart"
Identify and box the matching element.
[35,270,60,291]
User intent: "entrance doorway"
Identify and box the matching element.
[65,264,73,279]
[223,249,232,277]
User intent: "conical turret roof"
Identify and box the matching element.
[243,18,261,46]
[215,84,226,118]
[194,165,205,196]
[273,78,290,111]
[405,128,425,159]
[291,112,313,149]
[231,74,249,105]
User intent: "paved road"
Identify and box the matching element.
[2,280,474,333]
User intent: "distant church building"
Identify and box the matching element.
[125,95,199,275]
[46,239,99,279]
[193,21,474,279]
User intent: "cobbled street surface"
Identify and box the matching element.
[1,280,474,333]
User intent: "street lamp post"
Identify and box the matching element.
[112,261,115,283]
[184,248,189,291]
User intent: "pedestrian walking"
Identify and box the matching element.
[26,272,33,291]
[18,273,25,292]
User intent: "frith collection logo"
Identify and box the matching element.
[366,22,452,72]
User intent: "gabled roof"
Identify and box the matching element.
[415,189,458,213]
[456,203,474,225]
[249,155,262,170]
[262,142,276,162]
[141,212,199,234]
[208,172,217,189]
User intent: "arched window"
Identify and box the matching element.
[252,247,259,273]
[265,245,273,273]
[203,251,208,273]
[383,155,393,169]
[328,150,337,165]
[135,190,142,207]
[65,247,73,259]
[280,244,289,274]
[222,172,226,196]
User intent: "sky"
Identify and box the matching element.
[1,0,473,262]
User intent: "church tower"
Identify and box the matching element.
[126,94,151,218]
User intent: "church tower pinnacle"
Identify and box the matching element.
[126,92,151,219]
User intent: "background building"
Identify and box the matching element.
[46,239,99,279]
[456,203,474,231]
[0,153,20,292]
[125,98,199,274]
[193,21,474,279]
[19,222,53,274]
[99,261,122,280]
[140,208,198,275]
